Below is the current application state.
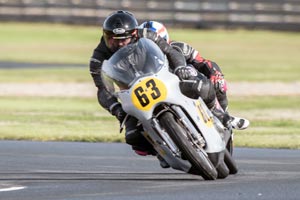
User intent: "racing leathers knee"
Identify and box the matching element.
[170,41,229,111]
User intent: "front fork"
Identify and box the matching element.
[152,105,205,155]
[171,105,206,148]
[151,118,180,157]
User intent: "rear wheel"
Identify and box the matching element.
[224,134,238,174]
[160,112,218,180]
[216,161,230,179]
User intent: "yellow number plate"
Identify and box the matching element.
[131,78,167,111]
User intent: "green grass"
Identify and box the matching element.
[228,96,300,149]
[0,96,299,149]
[170,29,300,82]
[1,22,300,82]
[0,96,123,142]
[0,23,99,64]
[0,67,89,83]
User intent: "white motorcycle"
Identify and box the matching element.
[101,38,238,180]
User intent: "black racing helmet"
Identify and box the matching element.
[103,10,138,51]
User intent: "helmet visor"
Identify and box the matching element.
[104,29,136,52]
[104,29,135,39]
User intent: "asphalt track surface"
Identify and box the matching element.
[0,141,299,200]
[0,61,85,69]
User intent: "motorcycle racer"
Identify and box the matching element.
[139,21,250,130]
[89,11,233,168]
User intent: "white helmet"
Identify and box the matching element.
[139,21,170,43]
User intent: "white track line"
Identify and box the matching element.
[0,186,26,192]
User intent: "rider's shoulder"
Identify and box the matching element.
[93,37,113,59]
[170,40,188,47]
[170,41,193,56]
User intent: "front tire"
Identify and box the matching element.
[160,112,218,180]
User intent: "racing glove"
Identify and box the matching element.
[174,65,198,80]
[111,104,127,123]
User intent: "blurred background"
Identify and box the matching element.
[0,0,299,148]
[1,0,300,30]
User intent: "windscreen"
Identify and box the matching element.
[101,38,167,93]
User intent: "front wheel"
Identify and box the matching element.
[160,112,218,180]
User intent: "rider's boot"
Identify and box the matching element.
[230,115,250,130]
[125,117,170,168]
[216,89,250,130]
[221,105,250,130]
[125,118,157,156]
[134,149,155,156]
[133,147,170,168]
[210,102,250,130]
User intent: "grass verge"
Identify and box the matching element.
[229,96,300,149]
[0,96,123,142]
[0,96,299,149]
[0,67,89,83]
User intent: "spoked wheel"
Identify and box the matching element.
[159,112,218,180]
[224,132,238,174]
